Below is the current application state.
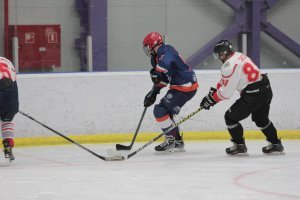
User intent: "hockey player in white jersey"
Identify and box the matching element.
[200,40,284,155]
[0,56,19,161]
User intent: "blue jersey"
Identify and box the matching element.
[150,44,198,92]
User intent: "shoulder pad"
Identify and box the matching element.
[221,61,237,78]
[221,61,232,76]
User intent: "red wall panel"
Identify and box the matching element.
[8,25,61,69]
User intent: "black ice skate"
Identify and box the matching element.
[262,139,284,154]
[155,135,185,153]
[2,139,15,162]
[226,139,248,156]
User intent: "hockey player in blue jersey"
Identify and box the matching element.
[142,32,198,153]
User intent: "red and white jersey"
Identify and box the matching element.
[212,52,261,102]
[0,56,17,82]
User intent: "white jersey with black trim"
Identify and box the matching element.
[214,52,261,101]
[0,56,17,82]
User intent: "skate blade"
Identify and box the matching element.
[155,148,186,155]
[226,152,249,156]
[264,151,285,155]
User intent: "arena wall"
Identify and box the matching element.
[14,69,300,145]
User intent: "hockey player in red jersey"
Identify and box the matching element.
[0,56,19,161]
[143,32,198,153]
[200,40,284,155]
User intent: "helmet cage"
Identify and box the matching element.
[143,45,155,57]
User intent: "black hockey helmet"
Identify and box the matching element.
[213,40,233,58]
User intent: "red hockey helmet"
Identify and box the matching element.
[143,32,163,57]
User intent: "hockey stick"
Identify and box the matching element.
[18,111,122,161]
[115,84,156,150]
[112,107,203,161]
[116,107,147,150]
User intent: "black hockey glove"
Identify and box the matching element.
[0,78,13,90]
[150,69,162,84]
[144,88,160,107]
[200,87,217,110]
[208,87,217,95]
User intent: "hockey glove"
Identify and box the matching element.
[144,88,160,107]
[209,87,217,95]
[200,87,217,110]
[0,78,13,90]
[150,69,162,84]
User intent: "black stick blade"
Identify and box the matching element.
[116,144,132,151]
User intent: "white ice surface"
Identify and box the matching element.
[0,141,299,200]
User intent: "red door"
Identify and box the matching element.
[9,25,61,69]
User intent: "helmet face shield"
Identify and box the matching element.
[143,45,154,57]
[213,52,219,60]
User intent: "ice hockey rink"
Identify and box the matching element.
[0,140,299,200]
